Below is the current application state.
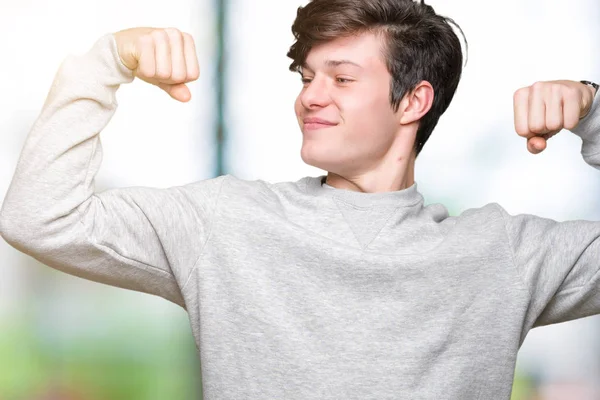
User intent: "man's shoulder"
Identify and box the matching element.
[218,174,315,194]
[439,202,507,231]
[180,174,318,206]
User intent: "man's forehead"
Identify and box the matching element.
[302,33,383,70]
[302,33,384,71]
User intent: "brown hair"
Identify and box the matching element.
[287,0,467,157]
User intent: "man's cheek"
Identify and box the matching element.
[293,97,302,114]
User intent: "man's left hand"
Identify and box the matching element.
[513,80,597,154]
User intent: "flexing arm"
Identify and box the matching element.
[503,80,600,333]
[0,28,222,308]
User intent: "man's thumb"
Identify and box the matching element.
[157,82,192,102]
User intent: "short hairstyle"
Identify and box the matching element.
[287,0,468,157]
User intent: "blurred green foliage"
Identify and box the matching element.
[0,314,201,400]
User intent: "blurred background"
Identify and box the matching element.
[1,0,599,399]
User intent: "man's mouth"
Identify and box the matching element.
[303,117,338,130]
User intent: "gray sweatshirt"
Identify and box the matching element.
[1,33,600,400]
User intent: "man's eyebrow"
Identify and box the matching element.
[301,60,363,72]
[325,59,363,69]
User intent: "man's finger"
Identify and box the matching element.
[528,84,547,134]
[514,88,530,137]
[563,91,581,131]
[546,87,564,132]
[527,136,546,154]
[164,28,186,83]
[157,82,191,102]
[183,33,200,81]
[153,30,172,80]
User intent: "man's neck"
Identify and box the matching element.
[324,153,416,193]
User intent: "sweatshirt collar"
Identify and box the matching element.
[304,175,424,208]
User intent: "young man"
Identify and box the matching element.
[1,0,599,398]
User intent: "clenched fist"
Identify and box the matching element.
[513,80,597,154]
[113,27,200,102]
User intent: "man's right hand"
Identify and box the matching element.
[113,27,200,102]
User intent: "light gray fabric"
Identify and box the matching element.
[1,33,600,400]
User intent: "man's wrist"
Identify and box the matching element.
[581,80,598,98]
[578,81,598,120]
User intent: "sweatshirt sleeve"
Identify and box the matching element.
[0,33,225,309]
[498,206,600,330]
[496,94,600,330]
[572,89,600,169]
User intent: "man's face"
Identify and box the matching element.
[294,31,401,176]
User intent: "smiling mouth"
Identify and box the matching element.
[303,122,337,130]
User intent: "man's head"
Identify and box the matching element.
[288,0,466,179]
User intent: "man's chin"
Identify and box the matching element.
[300,145,341,172]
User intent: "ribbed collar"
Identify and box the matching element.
[303,175,424,208]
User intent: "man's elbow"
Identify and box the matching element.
[1,208,29,251]
[0,204,48,254]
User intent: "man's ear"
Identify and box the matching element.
[399,81,434,125]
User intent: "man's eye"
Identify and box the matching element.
[301,77,312,84]
[336,78,351,84]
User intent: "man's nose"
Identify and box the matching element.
[300,77,331,109]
